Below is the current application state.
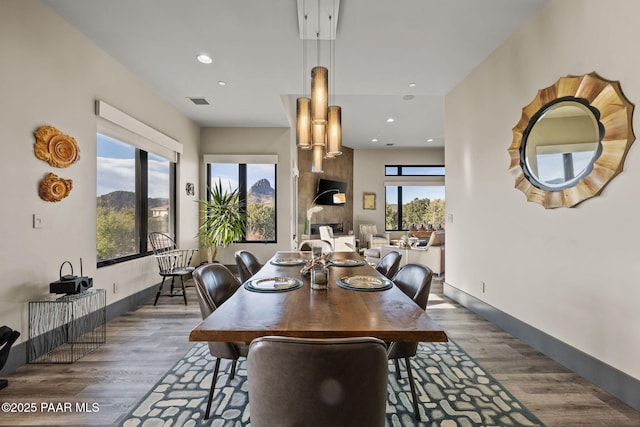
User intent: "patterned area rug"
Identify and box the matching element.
[118,340,544,427]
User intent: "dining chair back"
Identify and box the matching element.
[148,232,197,305]
[247,336,388,427]
[234,250,262,283]
[387,263,434,421]
[192,263,249,420]
[375,250,402,279]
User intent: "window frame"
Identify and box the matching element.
[97,135,177,268]
[206,162,277,244]
[384,164,445,232]
[95,100,182,268]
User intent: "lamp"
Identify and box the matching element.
[296,0,342,173]
[296,97,311,149]
[304,187,345,235]
[305,205,323,235]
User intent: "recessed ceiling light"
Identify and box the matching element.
[427,138,434,142]
[371,138,378,142]
[197,54,212,64]
[409,82,417,87]
[402,94,415,101]
[386,143,394,146]
[386,117,395,123]
[217,81,226,86]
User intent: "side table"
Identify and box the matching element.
[28,289,106,363]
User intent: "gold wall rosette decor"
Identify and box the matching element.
[34,125,79,168]
[39,172,72,202]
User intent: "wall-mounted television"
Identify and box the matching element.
[314,178,347,205]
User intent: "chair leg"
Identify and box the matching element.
[205,358,221,420]
[153,277,166,306]
[404,357,421,422]
[229,359,237,379]
[394,358,402,379]
[180,276,187,305]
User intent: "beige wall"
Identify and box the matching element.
[445,0,640,380]
[0,0,200,344]
[200,127,293,265]
[353,148,445,239]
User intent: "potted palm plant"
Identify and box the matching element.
[197,179,245,263]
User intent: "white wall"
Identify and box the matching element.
[354,148,445,238]
[200,127,293,265]
[445,0,640,380]
[0,0,200,344]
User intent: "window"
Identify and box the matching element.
[96,133,175,266]
[207,162,277,242]
[385,165,445,231]
[95,101,182,266]
[535,150,594,188]
[386,165,445,176]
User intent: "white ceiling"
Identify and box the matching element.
[42,0,548,150]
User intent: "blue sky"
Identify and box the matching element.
[97,134,170,198]
[210,163,275,191]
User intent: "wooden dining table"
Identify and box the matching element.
[189,251,448,343]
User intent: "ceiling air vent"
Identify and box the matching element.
[188,97,209,105]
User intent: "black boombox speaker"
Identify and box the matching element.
[49,259,93,295]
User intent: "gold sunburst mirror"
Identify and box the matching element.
[509,72,635,208]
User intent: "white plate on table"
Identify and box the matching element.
[337,275,392,291]
[245,277,303,293]
[270,258,307,266]
[329,259,366,267]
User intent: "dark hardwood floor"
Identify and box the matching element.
[1,278,639,426]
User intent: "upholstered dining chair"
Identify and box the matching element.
[387,263,434,422]
[192,263,249,420]
[247,336,389,427]
[375,250,402,279]
[234,250,262,283]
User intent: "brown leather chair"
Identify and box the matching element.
[192,263,249,420]
[234,250,262,283]
[387,263,434,421]
[375,250,402,279]
[247,336,388,427]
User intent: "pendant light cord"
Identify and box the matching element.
[302,0,307,95]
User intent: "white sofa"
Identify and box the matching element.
[378,231,445,275]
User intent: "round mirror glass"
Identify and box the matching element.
[522,100,603,190]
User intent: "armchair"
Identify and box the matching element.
[318,226,356,252]
[359,224,390,264]
[318,226,335,251]
[358,224,389,249]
